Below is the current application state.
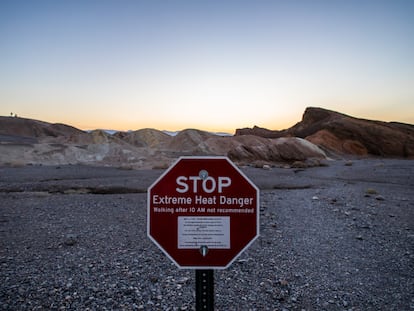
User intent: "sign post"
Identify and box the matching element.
[195,269,214,311]
[147,156,259,309]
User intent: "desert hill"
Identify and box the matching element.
[0,116,83,138]
[0,116,84,145]
[236,107,414,157]
[114,128,171,148]
[1,107,412,168]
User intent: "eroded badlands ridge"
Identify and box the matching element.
[1,107,413,168]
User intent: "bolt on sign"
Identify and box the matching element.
[147,156,260,269]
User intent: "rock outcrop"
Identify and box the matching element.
[227,137,326,165]
[236,107,414,158]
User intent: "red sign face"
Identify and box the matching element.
[147,156,259,269]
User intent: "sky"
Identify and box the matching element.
[1,0,413,133]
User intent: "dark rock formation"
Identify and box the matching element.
[236,107,414,157]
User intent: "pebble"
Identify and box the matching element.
[63,234,78,246]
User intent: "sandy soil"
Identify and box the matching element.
[1,159,413,310]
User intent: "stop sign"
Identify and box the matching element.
[147,156,259,269]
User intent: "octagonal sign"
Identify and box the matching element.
[147,156,259,269]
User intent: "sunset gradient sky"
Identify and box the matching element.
[1,0,413,133]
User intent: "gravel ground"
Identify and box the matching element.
[0,159,413,310]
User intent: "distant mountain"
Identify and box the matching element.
[85,129,119,135]
[163,130,179,136]
[236,107,414,158]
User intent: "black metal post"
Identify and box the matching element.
[195,269,214,311]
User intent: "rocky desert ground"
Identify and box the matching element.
[1,158,413,310]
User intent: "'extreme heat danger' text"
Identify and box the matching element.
[152,194,254,208]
